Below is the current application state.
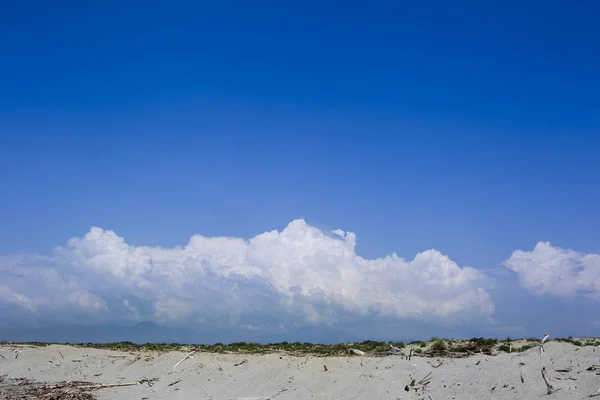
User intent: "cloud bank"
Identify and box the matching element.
[0,220,493,329]
[504,241,600,300]
[2,221,599,337]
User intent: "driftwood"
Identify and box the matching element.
[348,348,365,356]
[0,378,142,400]
[173,351,195,368]
[234,359,248,367]
[541,367,560,395]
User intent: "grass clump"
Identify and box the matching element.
[430,340,447,352]
[498,344,511,352]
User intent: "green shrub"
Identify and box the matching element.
[498,344,511,352]
[430,340,447,352]
[468,337,498,347]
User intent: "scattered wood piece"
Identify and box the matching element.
[234,359,248,367]
[0,353,6,360]
[94,373,102,377]
[14,350,21,359]
[541,367,555,395]
[409,348,413,361]
[71,359,82,362]
[520,372,524,383]
[168,380,182,386]
[587,365,600,371]
[555,368,571,373]
[77,382,139,390]
[432,361,443,368]
[323,364,328,372]
[418,371,433,384]
[58,351,64,360]
[542,334,550,345]
[138,377,159,387]
[173,351,196,368]
[475,360,481,366]
[349,348,365,356]
[108,355,128,359]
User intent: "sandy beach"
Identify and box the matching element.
[1,341,599,399]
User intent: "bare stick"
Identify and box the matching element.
[79,382,139,389]
[234,359,248,367]
[173,351,195,368]
[58,351,64,360]
[541,367,554,395]
[418,371,433,384]
[108,355,128,359]
[541,334,549,345]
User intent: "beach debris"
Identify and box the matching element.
[0,378,140,399]
[173,351,196,368]
[14,349,21,359]
[389,345,405,356]
[234,359,248,367]
[349,348,365,356]
[58,350,65,359]
[555,367,571,373]
[587,365,600,371]
[138,377,159,387]
[323,364,328,371]
[542,334,550,345]
[108,354,128,359]
[168,379,182,386]
[539,334,550,357]
[431,361,443,368]
[520,372,524,383]
[541,367,559,395]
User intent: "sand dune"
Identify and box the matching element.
[1,341,599,399]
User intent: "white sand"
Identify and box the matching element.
[1,342,599,399]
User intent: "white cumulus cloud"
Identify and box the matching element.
[0,220,494,327]
[504,241,600,300]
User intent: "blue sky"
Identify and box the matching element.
[1,1,599,342]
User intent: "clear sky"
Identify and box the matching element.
[1,1,599,343]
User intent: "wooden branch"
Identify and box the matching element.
[541,367,554,395]
[79,382,139,390]
[173,351,195,368]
